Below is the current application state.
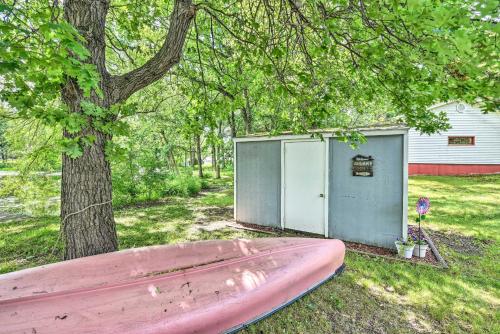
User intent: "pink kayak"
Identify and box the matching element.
[0,237,345,334]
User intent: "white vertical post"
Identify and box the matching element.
[324,138,330,238]
[233,140,237,221]
[280,140,285,230]
[402,131,409,240]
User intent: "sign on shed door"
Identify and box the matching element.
[283,140,326,235]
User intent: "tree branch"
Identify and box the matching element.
[109,0,196,104]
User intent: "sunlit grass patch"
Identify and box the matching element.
[408,175,500,239]
[0,216,61,273]
[195,188,234,207]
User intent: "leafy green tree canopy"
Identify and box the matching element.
[1,0,498,142]
[0,0,498,259]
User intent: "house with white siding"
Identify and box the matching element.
[408,101,500,175]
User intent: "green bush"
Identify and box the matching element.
[200,179,210,190]
[163,175,202,197]
[112,165,204,206]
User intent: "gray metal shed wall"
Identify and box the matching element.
[328,135,404,248]
[235,141,281,227]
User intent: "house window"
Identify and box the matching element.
[448,136,475,146]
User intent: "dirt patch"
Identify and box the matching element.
[199,207,232,218]
[193,206,233,224]
[236,222,325,238]
[428,230,487,256]
[237,222,281,234]
[345,240,440,266]
[344,241,394,257]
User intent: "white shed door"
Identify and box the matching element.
[283,141,325,234]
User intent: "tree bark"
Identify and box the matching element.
[190,139,196,166]
[61,0,117,260]
[169,149,179,174]
[228,110,237,138]
[215,145,221,179]
[211,142,217,172]
[242,88,253,134]
[60,0,195,259]
[109,0,196,104]
[195,134,203,178]
[216,121,222,178]
[61,129,118,259]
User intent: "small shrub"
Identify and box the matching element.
[163,175,202,197]
[200,179,210,190]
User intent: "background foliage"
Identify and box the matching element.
[0,0,498,214]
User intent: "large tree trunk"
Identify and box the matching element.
[61,0,118,259]
[61,129,117,259]
[60,0,195,259]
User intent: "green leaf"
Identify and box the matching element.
[61,138,83,159]
[81,100,106,118]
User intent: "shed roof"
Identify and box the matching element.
[233,124,408,142]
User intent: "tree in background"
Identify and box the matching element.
[0,122,8,162]
[1,0,497,259]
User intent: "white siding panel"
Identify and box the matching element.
[408,102,500,164]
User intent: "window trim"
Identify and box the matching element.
[448,136,475,146]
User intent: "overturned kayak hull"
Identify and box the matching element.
[0,238,345,334]
[226,263,345,334]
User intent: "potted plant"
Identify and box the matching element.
[395,238,415,259]
[413,238,429,258]
[414,197,431,258]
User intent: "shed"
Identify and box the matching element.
[233,126,409,249]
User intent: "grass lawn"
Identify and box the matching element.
[0,174,498,333]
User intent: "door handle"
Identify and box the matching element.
[319,194,324,198]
